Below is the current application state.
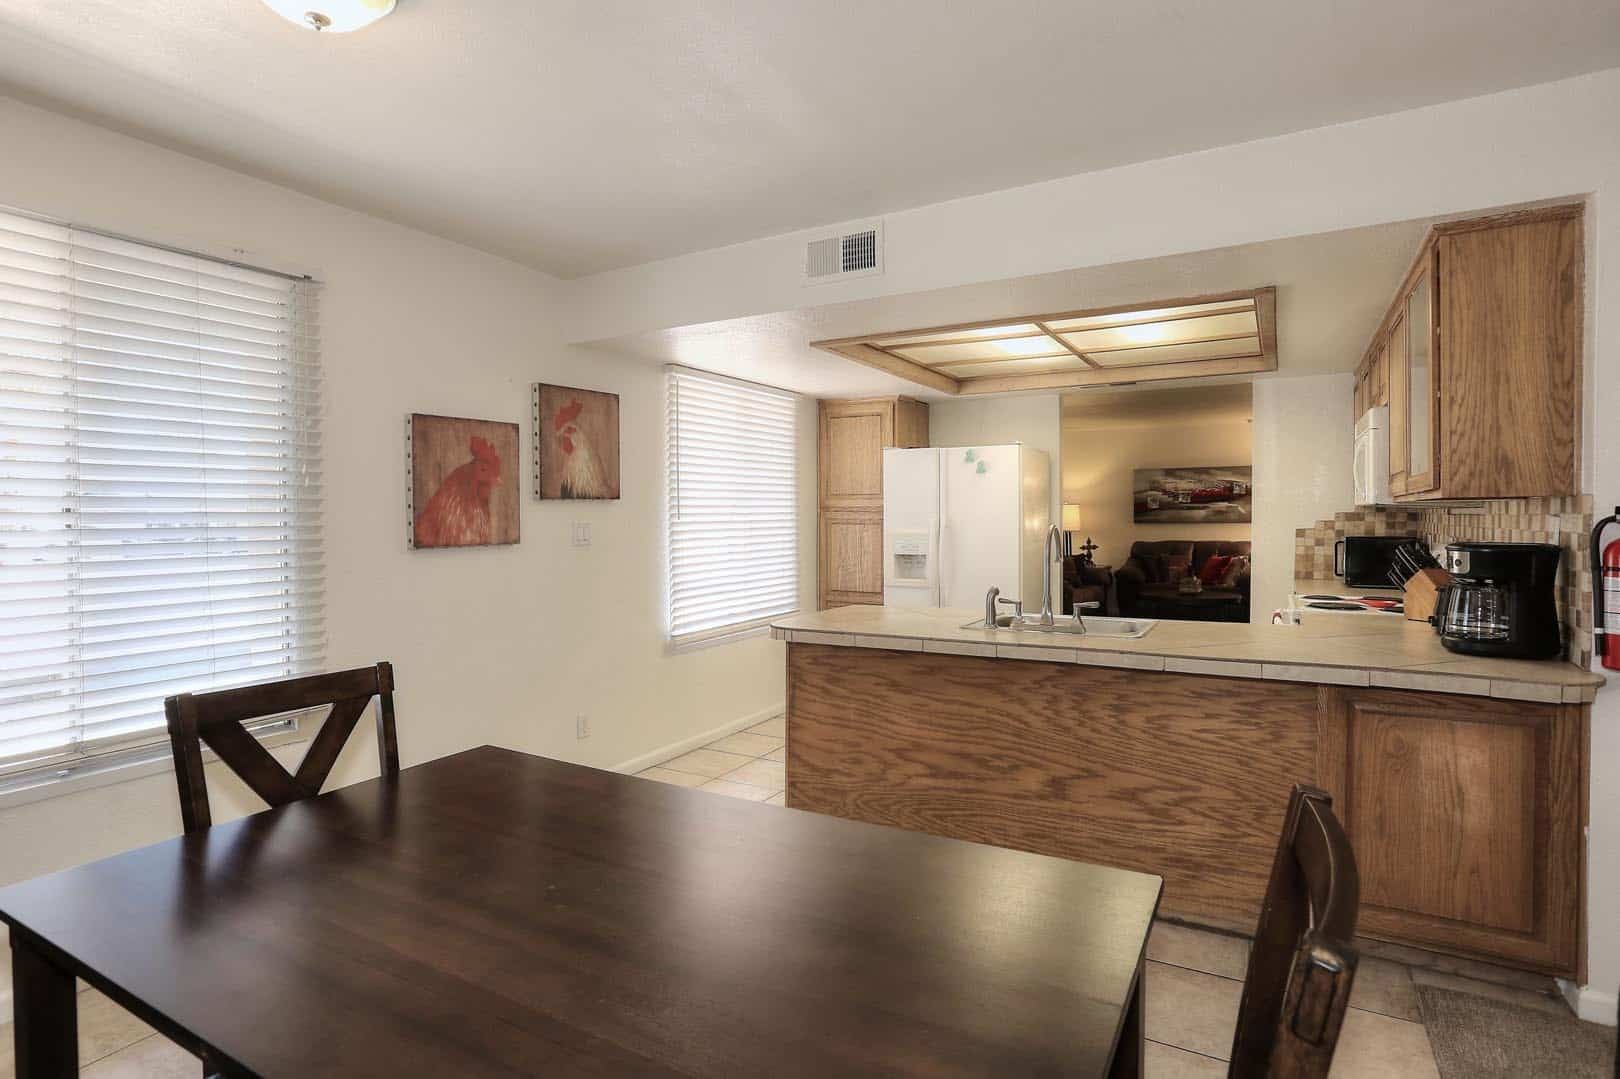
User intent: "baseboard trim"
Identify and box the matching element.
[610,703,784,775]
[1558,979,1618,1025]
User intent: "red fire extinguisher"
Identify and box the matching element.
[1591,507,1620,670]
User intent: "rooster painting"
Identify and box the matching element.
[409,415,520,548]
[535,384,620,500]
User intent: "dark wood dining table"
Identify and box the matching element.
[2,746,1162,1078]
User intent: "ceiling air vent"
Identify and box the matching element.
[804,222,883,283]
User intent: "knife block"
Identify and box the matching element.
[1402,568,1452,624]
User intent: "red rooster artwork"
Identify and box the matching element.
[409,415,520,548]
[535,384,620,500]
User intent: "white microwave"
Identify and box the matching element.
[1354,405,1390,506]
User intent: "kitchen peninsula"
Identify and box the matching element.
[772,604,1600,977]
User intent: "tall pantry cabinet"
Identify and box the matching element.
[817,397,929,609]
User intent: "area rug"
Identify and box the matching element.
[1416,984,1615,1079]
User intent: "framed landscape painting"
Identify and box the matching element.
[1133,466,1253,524]
[533,383,621,500]
[409,414,521,548]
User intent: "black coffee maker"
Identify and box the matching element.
[1438,542,1562,659]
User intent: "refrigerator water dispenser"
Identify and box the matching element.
[890,531,930,585]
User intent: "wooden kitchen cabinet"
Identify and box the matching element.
[787,644,1590,976]
[817,397,928,608]
[1362,204,1581,500]
[1319,688,1585,974]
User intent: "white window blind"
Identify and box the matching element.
[0,208,323,778]
[666,366,798,646]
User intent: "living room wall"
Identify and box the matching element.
[1060,384,1253,571]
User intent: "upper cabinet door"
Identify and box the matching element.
[819,400,893,507]
[1402,256,1439,496]
[1387,311,1410,491]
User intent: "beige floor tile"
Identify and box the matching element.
[1144,1039,1226,1077]
[698,779,775,802]
[80,990,157,1066]
[765,792,786,806]
[746,715,786,737]
[1348,955,1420,1021]
[659,748,754,779]
[637,767,706,788]
[1408,966,1573,1017]
[81,1035,199,1079]
[705,731,784,757]
[1146,922,1249,980]
[764,745,786,762]
[722,757,785,792]
[1144,961,1241,1060]
[1328,1008,1439,1079]
[0,989,157,1078]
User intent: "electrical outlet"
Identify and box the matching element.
[571,521,591,547]
[575,714,590,740]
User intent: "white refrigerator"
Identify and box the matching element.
[882,444,1052,612]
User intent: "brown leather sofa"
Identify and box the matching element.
[1115,540,1252,622]
[1061,557,1114,615]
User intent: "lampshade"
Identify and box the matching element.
[262,0,396,32]
[1062,503,1082,531]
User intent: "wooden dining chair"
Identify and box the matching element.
[1228,784,1361,1079]
[164,662,398,835]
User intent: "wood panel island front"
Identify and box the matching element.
[772,605,1601,978]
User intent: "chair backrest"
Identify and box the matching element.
[165,662,398,835]
[1229,784,1361,1079]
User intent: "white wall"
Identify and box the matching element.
[562,69,1620,1016]
[0,96,814,1016]
[1251,374,1357,619]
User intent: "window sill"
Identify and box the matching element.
[0,723,310,812]
[666,616,793,655]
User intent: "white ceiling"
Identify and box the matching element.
[600,217,1431,399]
[0,2,1614,278]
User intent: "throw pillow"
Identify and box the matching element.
[1219,555,1250,588]
[1198,554,1233,586]
[1140,553,1169,584]
[1165,554,1192,582]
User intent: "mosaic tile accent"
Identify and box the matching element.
[1294,496,1593,664]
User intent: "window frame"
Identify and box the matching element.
[664,364,801,651]
[0,206,324,789]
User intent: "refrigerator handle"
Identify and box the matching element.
[931,516,944,607]
[937,459,948,606]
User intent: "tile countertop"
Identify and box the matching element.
[769,602,1604,705]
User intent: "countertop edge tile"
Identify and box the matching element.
[1371,669,1491,697]
[790,630,856,647]
[1075,650,1166,672]
[854,634,923,652]
[1164,656,1266,680]
[923,639,997,658]
[997,644,1080,663]
[1489,679,1564,703]
[1263,663,1372,687]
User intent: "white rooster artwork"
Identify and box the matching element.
[535,384,621,500]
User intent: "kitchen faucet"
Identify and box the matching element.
[1039,523,1062,626]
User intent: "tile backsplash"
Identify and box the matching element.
[1294,496,1593,664]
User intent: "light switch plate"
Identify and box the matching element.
[571,522,591,547]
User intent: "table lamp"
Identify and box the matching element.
[1063,503,1098,565]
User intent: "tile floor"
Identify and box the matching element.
[0,712,1582,1077]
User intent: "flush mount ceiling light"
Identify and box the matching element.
[261,0,396,32]
[811,288,1277,396]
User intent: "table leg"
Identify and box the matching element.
[1108,957,1145,1079]
[10,930,78,1079]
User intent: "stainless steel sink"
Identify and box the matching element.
[962,615,1157,639]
